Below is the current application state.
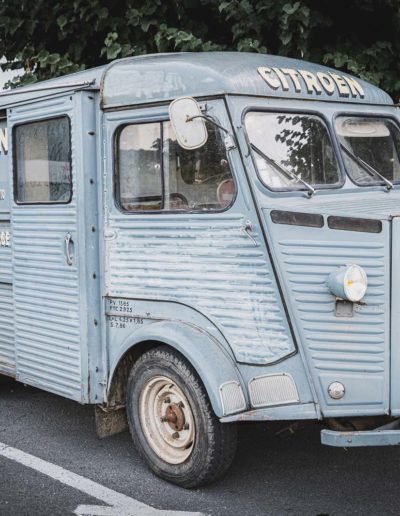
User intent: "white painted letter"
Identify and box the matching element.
[257,67,281,90]
[330,73,350,97]
[344,76,365,98]
[316,72,335,95]
[281,68,302,92]
[272,68,290,91]
[298,70,322,95]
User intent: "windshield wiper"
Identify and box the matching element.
[340,143,393,191]
[250,143,315,197]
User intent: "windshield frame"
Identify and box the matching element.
[242,106,346,193]
[333,112,400,188]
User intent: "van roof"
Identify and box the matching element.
[0,52,393,109]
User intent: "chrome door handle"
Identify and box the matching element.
[65,233,73,265]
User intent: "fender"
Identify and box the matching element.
[108,319,249,417]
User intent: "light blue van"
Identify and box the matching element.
[0,52,399,487]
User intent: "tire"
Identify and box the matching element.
[126,346,238,488]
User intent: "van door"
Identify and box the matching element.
[103,100,297,370]
[8,93,100,402]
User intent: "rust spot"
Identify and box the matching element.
[165,403,186,432]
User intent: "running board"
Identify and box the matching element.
[321,419,400,447]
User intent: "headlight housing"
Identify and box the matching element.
[328,264,368,303]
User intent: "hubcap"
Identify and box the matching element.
[139,375,195,464]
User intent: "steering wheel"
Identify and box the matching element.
[217,178,235,205]
[166,192,189,208]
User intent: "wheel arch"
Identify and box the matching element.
[106,320,248,418]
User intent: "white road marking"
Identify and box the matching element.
[0,441,203,516]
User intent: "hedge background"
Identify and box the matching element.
[1,1,399,100]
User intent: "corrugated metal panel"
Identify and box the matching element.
[280,238,386,369]
[12,207,82,397]
[9,97,83,399]
[105,214,293,364]
[265,210,390,413]
[0,282,15,375]
[0,221,12,281]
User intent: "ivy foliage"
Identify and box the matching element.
[0,0,399,100]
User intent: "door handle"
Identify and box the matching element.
[242,220,258,247]
[65,233,73,265]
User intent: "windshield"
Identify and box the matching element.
[245,112,341,191]
[335,116,400,185]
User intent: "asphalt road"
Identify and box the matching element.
[0,374,398,516]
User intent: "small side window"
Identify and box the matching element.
[14,117,72,204]
[117,120,235,212]
[118,122,162,211]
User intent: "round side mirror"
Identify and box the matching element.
[169,97,208,150]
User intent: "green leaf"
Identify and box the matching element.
[46,53,60,65]
[283,2,300,15]
[106,42,122,59]
[57,15,67,30]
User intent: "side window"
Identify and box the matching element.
[117,120,235,212]
[14,117,72,204]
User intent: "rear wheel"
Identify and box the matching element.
[126,346,237,488]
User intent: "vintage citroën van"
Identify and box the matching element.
[0,52,399,487]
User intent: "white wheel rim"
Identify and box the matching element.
[139,375,196,464]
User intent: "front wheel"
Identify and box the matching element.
[126,346,237,488]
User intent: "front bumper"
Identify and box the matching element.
[321,419,400,447]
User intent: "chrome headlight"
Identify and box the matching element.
[328,264,368,302]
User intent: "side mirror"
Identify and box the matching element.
[169,97,208,150]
